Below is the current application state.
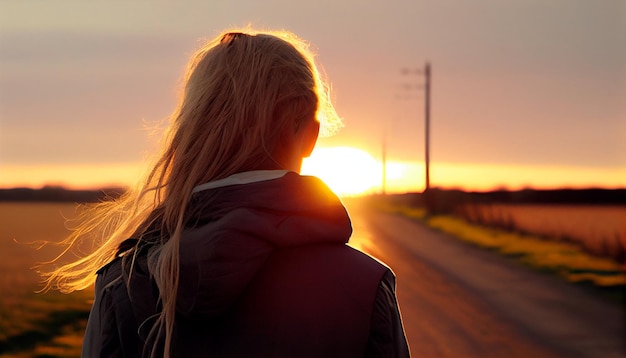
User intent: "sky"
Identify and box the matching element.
[1,0,625,193]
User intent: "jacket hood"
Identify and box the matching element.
[174,172,352,318]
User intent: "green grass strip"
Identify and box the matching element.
[378,204,626,288]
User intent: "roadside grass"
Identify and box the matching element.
[0,290,91,357]
[0,202,91,357]
[377,203,626,301]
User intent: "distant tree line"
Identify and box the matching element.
[1,186,625,206]
[0,186,125,203]
[429,187,626,205]
[372,188,626,215]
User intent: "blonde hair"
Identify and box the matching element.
[41,29,340,357]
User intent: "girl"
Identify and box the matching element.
[44,29,409,357]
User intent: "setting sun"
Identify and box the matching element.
[301,146,406,196]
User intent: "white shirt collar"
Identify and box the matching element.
[192,170,290,194]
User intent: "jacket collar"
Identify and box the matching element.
[192,170,289,193]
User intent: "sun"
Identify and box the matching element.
[301,146,382,196]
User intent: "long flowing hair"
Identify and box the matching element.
[40,28,340,357]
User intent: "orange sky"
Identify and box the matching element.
[3,156,625,196]
[1,1,624,193]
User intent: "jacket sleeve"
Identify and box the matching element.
[365,270,411,357]
[82,260,140,358]
[82,272,122,358]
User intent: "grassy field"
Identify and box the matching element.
[0,202,91,357]
[456,204,625,262]
[376,201,626,300]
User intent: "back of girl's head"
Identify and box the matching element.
[164,30,339,191]
[143,31,342,356]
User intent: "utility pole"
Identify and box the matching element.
[424,62,431,192]
[400,62,432,193]
[382,131,387,195]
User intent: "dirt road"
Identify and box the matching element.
[345,201,625,358]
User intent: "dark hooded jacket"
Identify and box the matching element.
[82,172,409,357]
